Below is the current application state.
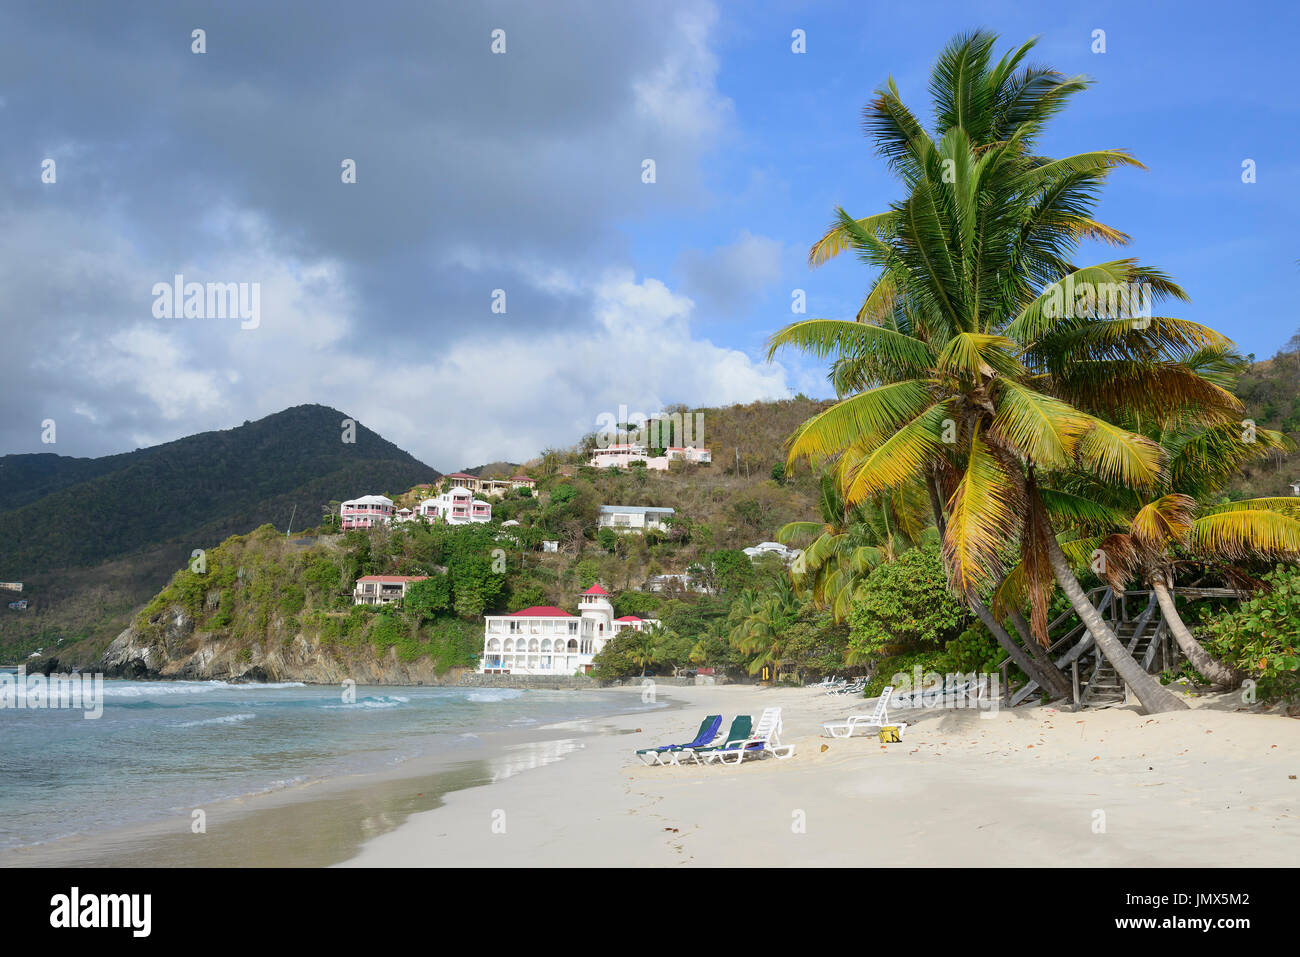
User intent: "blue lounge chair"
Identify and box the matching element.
[636,714,723,766]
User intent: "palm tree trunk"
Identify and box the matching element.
[1044,533,1187,713]
[969,596,1064,694]
[1008,608,1073,699]
[925,472,1062,694]
[1150,577,1245,688]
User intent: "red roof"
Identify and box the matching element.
[508,605,575,618]
[615,615,642,622]
[356,575,429,584]
[446,472,476,479]
[582,584,609,596]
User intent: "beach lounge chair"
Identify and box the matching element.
[636,714,723,766]
[822,686,908,739]
[828,677,866,696]
[889,675,985,709]
[703,707,796,765]
[679,714,753,765]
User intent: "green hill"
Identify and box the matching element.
[0,405,439,661]
[1227,341,1300,499]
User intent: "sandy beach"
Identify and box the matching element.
[342,684,1300,867]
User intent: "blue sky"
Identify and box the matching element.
[645,0,1300,370]
[2,1,1296,469]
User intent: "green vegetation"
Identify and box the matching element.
[1202,566,1300,699]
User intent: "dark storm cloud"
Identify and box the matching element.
[0,0,759,462]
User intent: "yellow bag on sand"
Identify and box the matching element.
[878,726,901,743]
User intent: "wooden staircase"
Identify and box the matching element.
[999,588,1171,710]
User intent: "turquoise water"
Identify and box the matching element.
[0,679,657,850]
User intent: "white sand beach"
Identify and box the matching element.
[343,684,1300,867]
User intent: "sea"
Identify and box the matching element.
[0,678,662,852]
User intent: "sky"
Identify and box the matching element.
[3,0,1297,471]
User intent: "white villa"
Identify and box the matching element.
[479,584,659,675]
[340,494,395,529]
[342,489,492,527]
[598,505,674,533]
[415,486,492,524]
[589,443,711,470]
[744,541,803,565]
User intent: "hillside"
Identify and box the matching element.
[0,405,439,661]
[1227,342,1300,499]
[16,395,832,676]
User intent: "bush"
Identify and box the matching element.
[1202,565,1300,699]
[847,545,967,658]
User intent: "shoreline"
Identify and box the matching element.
[0,687,679,868]
[344,685,1300,868]
[6,684,1296,867]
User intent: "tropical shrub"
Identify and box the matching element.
[1201,566,1300,699]
[847,545,967,659]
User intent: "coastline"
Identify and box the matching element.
[7,683,1296,868]
[0,687,678,868]
[343,684,1300,868]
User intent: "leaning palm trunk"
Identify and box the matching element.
[926,474,1066,695]
[1149,577,1245,688]
[1044,534,1187,713]
[971,597,1070,698]
[1008,608,1074,699]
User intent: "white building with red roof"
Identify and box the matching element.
[479,584,660,675]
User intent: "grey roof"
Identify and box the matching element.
[599,505,675,514]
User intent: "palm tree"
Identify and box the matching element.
[628,627,661,677]
[768,31,1241,713]
[778,474,932,621]
[728,577,801,677]
[1092,423,1300,685]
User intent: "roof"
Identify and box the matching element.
[510,475,534,482]
[343,494,394,506]
[583,584,609,595]
[508,605,575,618]
[599,505,675,514]
[615,615,642,622]
[445,472,477,479]
[356,575,429,584]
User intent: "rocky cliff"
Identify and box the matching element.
[97,605,463,685]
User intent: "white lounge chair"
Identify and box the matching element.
[826,677,864,696]
[889,675,986,709]
[705,707,796,765]
[822,686,909,739]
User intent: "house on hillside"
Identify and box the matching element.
[417,486,492,524]
[743,541,802,565]
[589,443,711,470]
[509,475,537,495]
[479,584,660,675]
[644,572,712,595]
[439,473,526,497]
[598,505,674,533]
[353,575,429,606]
[340,494,394,529]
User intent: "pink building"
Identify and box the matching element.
[340,494,394,529]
